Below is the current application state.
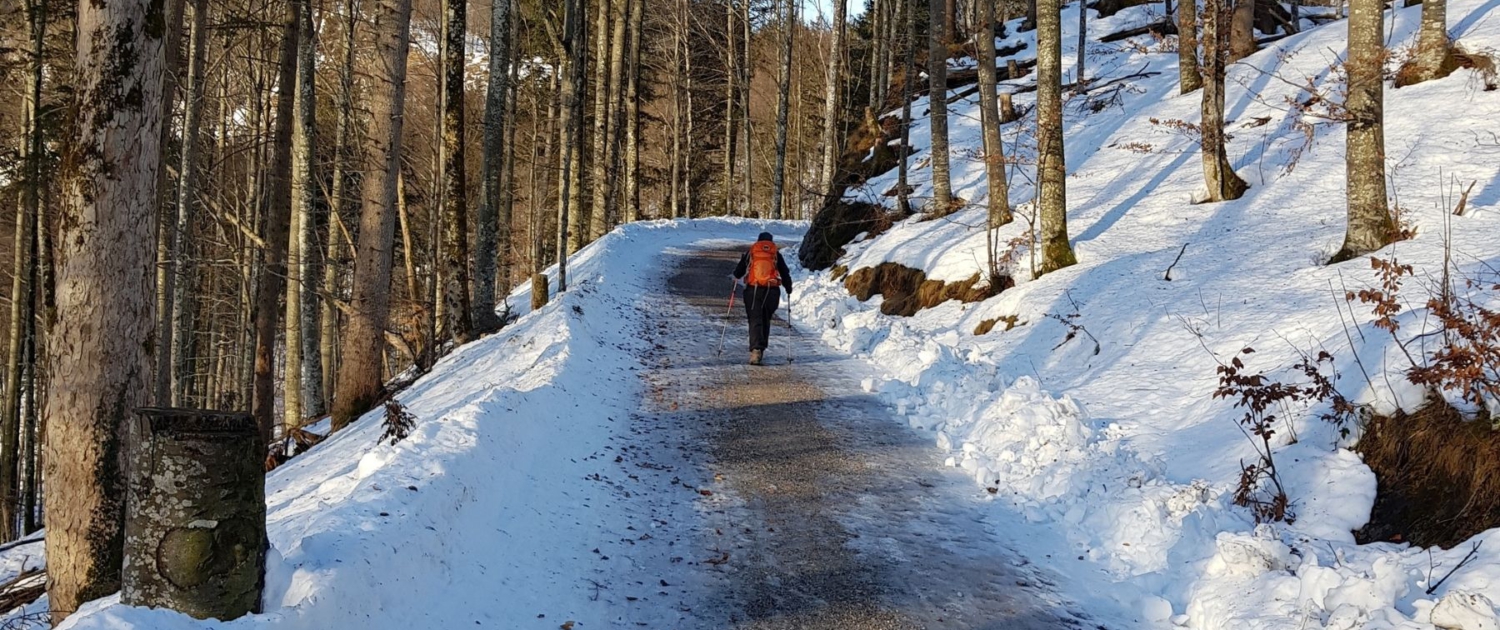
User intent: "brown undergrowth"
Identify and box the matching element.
[1394,45,1499,90]
[1356,398,1500,548]
[843,262,1003,317]
[974,314,1025,335]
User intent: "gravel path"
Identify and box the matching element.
[636,245,1091,629]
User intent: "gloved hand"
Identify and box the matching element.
[784,286,793,296]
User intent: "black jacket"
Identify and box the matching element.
[733,248,794,294]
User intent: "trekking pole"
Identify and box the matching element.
[715,279,738,356]
[784,289,794,364]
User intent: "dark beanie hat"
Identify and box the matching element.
[757,232,774,242]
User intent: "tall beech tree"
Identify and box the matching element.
[45,0,164,617]
[334,0,414,430]
[1333,0,1395,262]
[927,0,953,212]
[1037,0,1077,274]
[1201,0,1249,202]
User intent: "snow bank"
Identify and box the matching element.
[795,0,1500,626]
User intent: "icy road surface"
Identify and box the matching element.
[645,245,1090,629]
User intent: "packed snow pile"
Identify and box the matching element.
[794,0,1500,627]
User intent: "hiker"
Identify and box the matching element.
[732,232,794,365]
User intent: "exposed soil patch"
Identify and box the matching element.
[798,202,909,271]
[1355,399,1500,548]
[844,262,1000,317]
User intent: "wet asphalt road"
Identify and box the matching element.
[636,245,1090,630]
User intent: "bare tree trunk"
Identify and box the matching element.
[1201,0,1249,202]
[286,0,317,427]
[604,0,628,227]
[624,0,643,222]
[669,0,684,220]
[474,0,512,333]
[818,0,848,199]
[741,0,754,217]
[770,0,796,219]
[564,3,588,256]
[927,0,953,212]
[324,0,359,404]
[168,0,208,408]
[975,0,1012,230]
[1229,0,1255,62]
[946,0,959,42]
[1037,0,1077,275]
[897,0,916,215]
[684,13,697,220]
[585,0,610,240]
[0,0,44,538]
[590,0,623,238]
[440,0,473,344]
[253,5,298,443]
[397,172,419,300]
[1179,0,1202,92]
[1077,0,1088,88]
[1410,0,1448,82]
[555,0,586,292]
[152,0,187,406]
[333,0,413,431]
[1333,0,1394,262]
[869,0,886,109]
[724,0,738,215]
[45,0,164,616]
[499,28,520,292]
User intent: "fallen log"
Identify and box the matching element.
[1099,19,1177,42]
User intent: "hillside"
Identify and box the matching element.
[794,0,1500,627]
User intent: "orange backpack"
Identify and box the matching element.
[746,241,781,287]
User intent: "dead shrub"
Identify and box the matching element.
[1212,346,1335,523]
[1346,253,1500,418]
[1394,44,1498,90]
[1356,398,1500,547]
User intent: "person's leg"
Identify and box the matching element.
[742,287,757,350]
[760,289,781,349]
[745,287,769,351]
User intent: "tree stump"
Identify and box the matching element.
[123,408,265,620]
[531,273,550,310]
[1000,92,1018,122]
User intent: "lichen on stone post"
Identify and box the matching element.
[124,408,266,620]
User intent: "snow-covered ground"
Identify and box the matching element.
[794,0,1500,627]
[5,1,1498,628]
[41,219,799,630]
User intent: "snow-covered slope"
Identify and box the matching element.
[796,0,1500,627]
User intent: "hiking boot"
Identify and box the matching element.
[749,349,763,365]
